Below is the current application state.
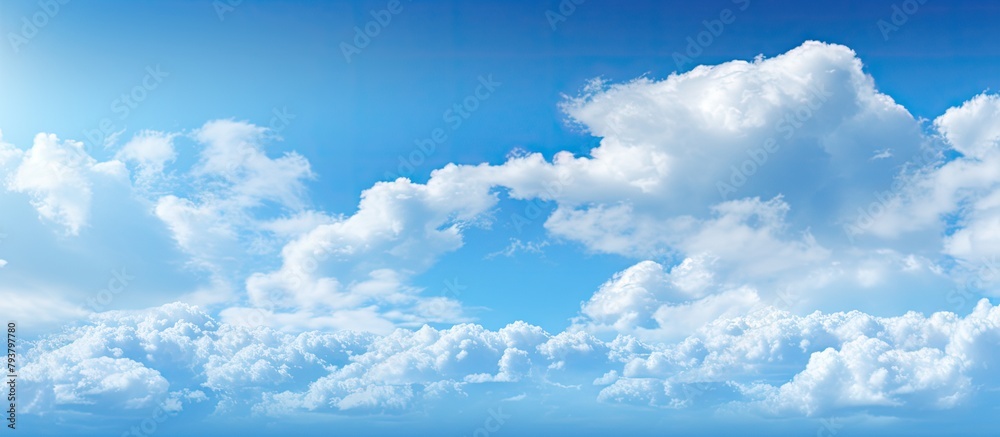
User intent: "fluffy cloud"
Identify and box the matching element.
[152,120,314,269]
[21,299,1000,420]
[571,257,762,342]
[528,41,925,254]
[609,299,1000,416]
[115,130,177,185]
[936,93,1000,160]
[235,41,959,332]
[934,95,1000,268]
[844,93,1000,289]
[3,133,127,235]
[238,164,501,331]
[747,336,968,415]
[191,119,314,209]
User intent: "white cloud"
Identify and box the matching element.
[116,130,177,185]
[931,96,1000,266]
[23,347,170,412]
[521,42,925,255]
[944,193,1000,264]
[675,196,830,279]
[192,119,314,209]
[22,299,1000,419]
[596,378,674,407]
[844,92,1000,285]
[0,291,89,332]
[5,133,127,235]
[485,238,549,259]
[747,336,969,416]
[241,167,500,331]
[572,257,758,342]
[260,210,335,238]
[935,93,1000,160]
[154,194,239,269]
[0,130,21,168]
[614,299,1000,416]
[153,120,314,259]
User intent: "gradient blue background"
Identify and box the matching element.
[3,3,1000,434]
[8,0,992,334]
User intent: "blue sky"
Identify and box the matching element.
[3,0,1000,436]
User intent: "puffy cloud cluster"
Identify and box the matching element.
[21,303,371,414]
[242,41,971,331]
[602,299,1000,416]
[238,163,501,332]
[532,42,925,256]
[21,299,1000,420]
[237,41,960,331]
[570,257,761,342]
[23,304,581,415]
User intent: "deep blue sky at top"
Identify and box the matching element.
[2,0,999,331]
